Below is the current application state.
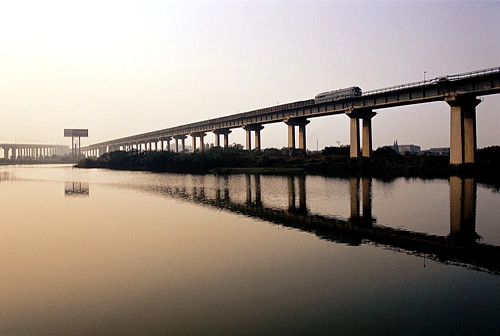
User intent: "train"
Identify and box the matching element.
[314,86,362,103]
[182,86,363,132]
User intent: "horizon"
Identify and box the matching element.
[1,1,499,150]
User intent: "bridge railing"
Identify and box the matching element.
[362,66,500,97]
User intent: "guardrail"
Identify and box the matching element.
[362,66,499,97]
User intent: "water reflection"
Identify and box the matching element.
[64,182,89,197]
[130,174,496,274]
[349,177,375,226]
[449,176,479,242]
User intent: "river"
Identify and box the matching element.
[0,164,498,335]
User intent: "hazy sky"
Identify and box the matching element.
[1,0,499,150]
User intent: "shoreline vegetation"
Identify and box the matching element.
[76,145,500,187]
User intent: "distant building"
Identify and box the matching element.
[392,140,400,154]
[398,144,421,155]
[426,147,450,156]
[391,140,421,155]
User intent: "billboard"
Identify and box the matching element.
[64,129,88,137]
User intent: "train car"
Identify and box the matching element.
[314,86,362,103]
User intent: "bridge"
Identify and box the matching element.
[0,143,70,160]
[81,66,500,165]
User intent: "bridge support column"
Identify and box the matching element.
[288,123,295,148]
[191,132,206,152]
[213,129,232,148]
[346,109,376,158]
[174,135,187,153]
[243,124,264,150]
[161,137,172,151]
[446,95,480,165]
[214,133,220,147]
[285,118,310,152]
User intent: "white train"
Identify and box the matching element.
[314,86,362,103]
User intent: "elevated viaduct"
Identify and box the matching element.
[0,143,69,160]
[82,67,500,165]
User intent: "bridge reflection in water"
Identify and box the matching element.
[71,174,499,274]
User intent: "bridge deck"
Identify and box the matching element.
[82,67,500,151]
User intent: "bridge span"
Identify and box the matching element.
[82,66,500,165]
[0,143,70,160]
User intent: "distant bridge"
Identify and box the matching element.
[82,66,500,165]
[0,143,70,160]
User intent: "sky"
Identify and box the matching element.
[0,0,499,151]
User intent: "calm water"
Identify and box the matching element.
[0,164,498,335]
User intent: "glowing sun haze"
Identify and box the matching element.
[0,0,498,150]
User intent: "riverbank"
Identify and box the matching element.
[76,146,500,185]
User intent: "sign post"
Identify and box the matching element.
[64,129,88,160]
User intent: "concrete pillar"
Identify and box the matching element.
[162,137,171,151]
[213,129,233,149]
[346,109,376,158]
[190,132,206,152]
[288,123,295,148]
[212,129,232,148]
[285,118,310,151]
[243,124,264,150]
[166,137,171,151]
[362,118,373,158]
[245,129,252,150]
[214,133,220,147]
[174,135,187,153]
[298,123,307,151]
[254,127,262,150]
[446,95,480,164]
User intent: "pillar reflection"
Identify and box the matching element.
[64,182,89,197]
[245,174,262,207]
[349,176,374,226]
[449,176,479,242]
[287,175,308,214]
